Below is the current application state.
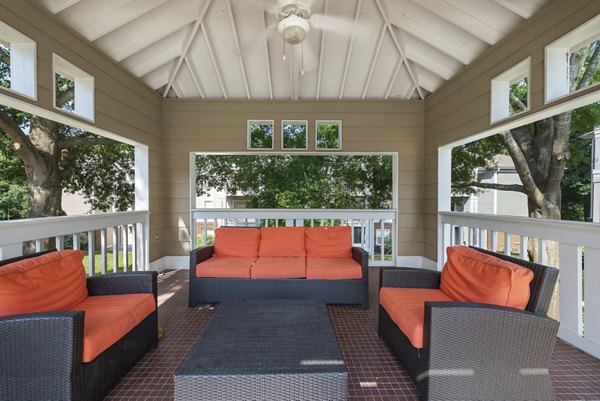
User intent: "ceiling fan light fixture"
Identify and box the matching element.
[278,14,310,45]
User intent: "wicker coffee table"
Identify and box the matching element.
[174,299,347,401]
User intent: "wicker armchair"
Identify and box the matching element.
[0,250,158,401]
[378,247,559,401]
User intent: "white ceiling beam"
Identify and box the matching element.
[163,0,212,97]
[375,0,424,99]
[338,0,363,99]
[384,57,403,99]
[362,23,387,99]
[413,0,504,45]
[225,0,251,99]
[315,0,329,100]
[185,57,206,98]
[494,0,539,19]
[80,0,170,42]
[201,21,229,99]
[142,60,174,90]
[39,0,80,14]
[262,7,274,99]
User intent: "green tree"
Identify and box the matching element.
[0,46,134,220]
[195,154,392,209]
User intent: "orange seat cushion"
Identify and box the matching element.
[195,256,254,278]
[380,287,454,349]
[251,257,306,279]
[259,227,306,257]
[72,294,156,363]
[305,226,352,258]
[440,246,534,309]
[213,227,261,258]
[306,257,362,280]
[0,250,88,317]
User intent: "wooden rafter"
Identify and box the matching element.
[315,0,329,100]
[338,0,363,99]
[163,0,212,97]
[374,0,424,99]
[225,0,251,99]
[202,21,229,99]
[362,22,387,99]
[185,57,206,98]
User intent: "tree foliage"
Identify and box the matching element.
[195,155,393,209]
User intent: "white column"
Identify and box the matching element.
[135,145,150,270]
[592,126,600,223]
[438,147,452,270]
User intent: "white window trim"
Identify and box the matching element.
[247,119,274,150]
[545,14,600,104]
[281,120,308,150]
[52,53,95,122]
[0,20,36,100]
[490,57,531,124]
[315,120,342,150]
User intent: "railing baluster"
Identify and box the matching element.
[100,228,107,275]
[491,231,498,252]
[520,235,527,259]
[55,236,64,251]
[87,230,95,277]
[132,223,138,271]
[112,226,119,273]
[504,233,511,255]
[203,219,208,247]
[478,229,486,249]
[73,233,80,250]
[538,238,547,265]
[35,239,43,252]
[380,219,385,261]
[123,225,129,272]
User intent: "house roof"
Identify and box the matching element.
[36,0,550,100]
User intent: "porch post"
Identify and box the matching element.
[593,126,600,223]
[437,147,452,271]
[135,144,150,270]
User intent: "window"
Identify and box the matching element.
[282,120,308,150]
[0,21,36,99]
[546,14,600,102]
[247,120,274,149]
[316,120,342,150]
[490,58,530,123]
[53,54,94,121]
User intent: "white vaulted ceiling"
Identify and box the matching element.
[36,0,550,100]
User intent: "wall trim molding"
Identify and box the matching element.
[395,256,438,270]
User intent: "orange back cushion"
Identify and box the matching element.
[213,227,261,258]
[440,246,533,309]
[305,226,352,258]
[259,227,306,257]
[0,250,88,317]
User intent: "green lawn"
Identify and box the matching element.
[83,250,133,275]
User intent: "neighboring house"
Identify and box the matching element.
[453,155,528,253]
[454,155,528,217]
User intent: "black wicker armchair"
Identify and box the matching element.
[378,247,559,401]
[0,250,158,401]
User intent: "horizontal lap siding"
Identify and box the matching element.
[423,0,600,261]
[0,1,165,262]
[163,100,424,258]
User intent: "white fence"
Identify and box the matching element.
[191,208,397,266]
[440,211,600,359]
[0,211,149,275]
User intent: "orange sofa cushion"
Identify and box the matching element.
[73,294,156,363]
[305,226,352,258]
[306,257,362,280]
[440,246,534,309]
[213,227,260,258]
[251,257,306,279]
[259,227,306,257]
[196,256,254,278]
[0,250,88,317]
[380,287,454,349]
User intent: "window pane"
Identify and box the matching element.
[248,121,273,149]
[282,121,307,149]
[316,121,341,149]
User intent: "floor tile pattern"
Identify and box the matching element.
[105,269,600,401]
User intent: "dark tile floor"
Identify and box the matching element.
[106,269,600,401]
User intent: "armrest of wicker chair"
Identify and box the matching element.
[189,246,215,282]
[352,246,369,279]
[0,311,84,401]
[380,267,441,289]
[422,301,559,400]
[87,271,157,299]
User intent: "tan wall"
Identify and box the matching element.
[163,100,424,258]
[0,1,166,262]
[423,0,600,261]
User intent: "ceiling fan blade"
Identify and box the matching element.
[309,13,370,39]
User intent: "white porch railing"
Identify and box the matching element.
[0,211,149,275]
[191,208,397,266]
[440,211,600,359]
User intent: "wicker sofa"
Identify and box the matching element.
[378,246,559,401]
[189,226,369,308]
[0,249,158,401]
